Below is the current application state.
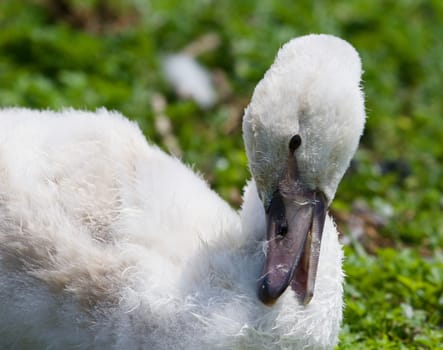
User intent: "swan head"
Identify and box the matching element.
[242,34,366,305]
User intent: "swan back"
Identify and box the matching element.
[0,107,343,349]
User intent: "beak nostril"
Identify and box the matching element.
[277,222,288,237]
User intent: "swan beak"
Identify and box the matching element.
[257,185,327,306]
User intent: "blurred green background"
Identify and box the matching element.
[1,0,442,348]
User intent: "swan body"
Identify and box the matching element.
[0,34,365,349]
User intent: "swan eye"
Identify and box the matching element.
[289,134,302,152]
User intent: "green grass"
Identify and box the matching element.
[1,0,442,348]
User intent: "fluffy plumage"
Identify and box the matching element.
[0,34,365,349]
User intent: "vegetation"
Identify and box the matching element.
[1,0,442,348]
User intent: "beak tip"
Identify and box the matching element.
[301,292,313,305]
[257,277,285,306]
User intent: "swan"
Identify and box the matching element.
[0,34,365,349]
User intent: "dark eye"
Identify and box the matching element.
[289,134,302,152]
